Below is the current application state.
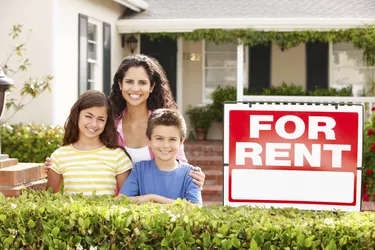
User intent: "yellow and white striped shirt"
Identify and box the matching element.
[50,144,132,196]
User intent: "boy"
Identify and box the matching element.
[119,108,202,206]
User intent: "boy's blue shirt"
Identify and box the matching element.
[119,159,202,205]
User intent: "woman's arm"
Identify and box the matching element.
[46,170,63,193]
[189,166,205,189]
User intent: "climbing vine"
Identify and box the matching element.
[145,26,375,66]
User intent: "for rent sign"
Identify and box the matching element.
[223,103,363,211]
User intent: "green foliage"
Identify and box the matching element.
[261,82,305,96]
[0,123,64,163]
[186,105,214,129]
[1,190,375,249]
[146,25,375,66]
[307,85,353,96]
[362,114,375,201]
[209,86,237,122]
[1,24,53,123]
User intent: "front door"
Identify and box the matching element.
[140,35,177,101]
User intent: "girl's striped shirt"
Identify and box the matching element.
[50,144,132,195]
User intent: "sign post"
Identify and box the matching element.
[223,102,363,211]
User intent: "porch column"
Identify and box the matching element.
[237,42,244,101]
[177,38,183,111]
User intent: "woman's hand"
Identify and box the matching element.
[44,157,52,173]
[189,166,205,190]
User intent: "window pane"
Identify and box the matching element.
[205,52,236,67]
[331,42,375,96]
[204,41,239,101]
[88,43,97,60]
[206,42,237,51]
[88,23,97,41]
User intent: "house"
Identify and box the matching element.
[0,0,147,125]
[1,0,375,136]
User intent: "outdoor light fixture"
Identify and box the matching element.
[0,66,14,155]
[0,67,14,120]
[126,35,138,54]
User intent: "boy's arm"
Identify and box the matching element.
[130,194,175,204]
[184,172,203,206]
[46,170,63,193]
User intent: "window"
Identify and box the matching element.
[203,41,247,103]
[78,14,111,96]
[331,42,375,96]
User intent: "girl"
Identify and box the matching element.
[46,90,132,195]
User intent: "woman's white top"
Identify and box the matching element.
[125,145,152,164]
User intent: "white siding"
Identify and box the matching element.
[0,0,53,124]
[0,0,125,126]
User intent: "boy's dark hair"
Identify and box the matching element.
[110,54,177,120]
[146,109,187,140]
[63,90,119,149]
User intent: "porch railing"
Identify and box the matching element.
[238,95,375,121]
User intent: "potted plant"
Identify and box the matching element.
[186,105,214,140]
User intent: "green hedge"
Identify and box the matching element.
[0,191,374,249]
[0,123,64,163]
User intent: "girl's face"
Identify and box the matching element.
[78,106,108,140]
[119,66,155,108]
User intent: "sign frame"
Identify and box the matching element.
[223,102,363,212]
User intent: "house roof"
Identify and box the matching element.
[117,0,375,33]
[123,0,375,19]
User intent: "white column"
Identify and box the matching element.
[237,42,244,101]
[176,38,183,110]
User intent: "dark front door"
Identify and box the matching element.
[140,35,177,101]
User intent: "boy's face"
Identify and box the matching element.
[148,125,184,163]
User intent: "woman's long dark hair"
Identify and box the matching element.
[109,54,177,120]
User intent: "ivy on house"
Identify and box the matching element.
[145,26,375,66]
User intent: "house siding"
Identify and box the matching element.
[0,0,125,126]
[0,0,54,124]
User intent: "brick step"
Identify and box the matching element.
[188,156,222,167]
[204,201,223,206]
[202,184,222,195]
[204,169,223,186]
[184,140,223,152]
[0,163,46,186]
[185,150,223,157]
[0,158,18,169]
[0,178,47,197]
[202,185,223,204]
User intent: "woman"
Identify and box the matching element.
[110,54,205,187]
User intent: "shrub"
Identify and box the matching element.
[307,85,353,96]
[0,190,375,249]
[362,109,375,201]
[261,82,305,96]
[0,123,64,163]
[186,105,214,129]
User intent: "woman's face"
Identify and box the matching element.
[119,66,155,108]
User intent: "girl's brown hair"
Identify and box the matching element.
[110,54,177,119]
[63,90,119,149]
